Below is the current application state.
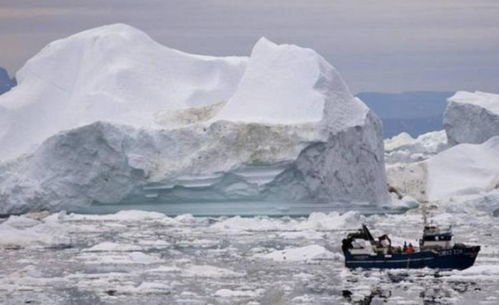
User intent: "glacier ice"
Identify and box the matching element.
[444,91,499,145]
[0,24,388,214]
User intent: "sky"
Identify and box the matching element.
[1,0,498,93]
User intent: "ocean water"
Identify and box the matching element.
[74,201,400,217]
[0,206,497,305]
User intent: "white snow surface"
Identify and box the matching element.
[387,136,499,203]
[444,91,499,145]
[0,24,247,161]
[217,37,367,130]
[448,91,499,116]
[0,24,388,213]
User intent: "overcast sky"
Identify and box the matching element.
[1,0,498,93]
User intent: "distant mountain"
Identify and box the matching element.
[357,91,454,138]
[0,67,16,95]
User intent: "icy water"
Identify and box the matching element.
[0,209,498,305]
[75,201,398,217]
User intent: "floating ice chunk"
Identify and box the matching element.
[210,216,287,232]
[147,266,182,273]
[214,288,264,298]
[65,210,167,221]
[133,282,171,294]
[0,216,69,247]
[84,241,142,252]
[78,251,161,265]
[254,245,340,262]
[137,239,171,248]
[1,215,41,229]
[297,211,362,230]
[182,264,245,278]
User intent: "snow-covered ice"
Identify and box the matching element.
[0,209,497,304]
[0,24,247,161]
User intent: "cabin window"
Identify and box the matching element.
[423,234,451,241]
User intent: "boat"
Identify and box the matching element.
[341,204,480,270]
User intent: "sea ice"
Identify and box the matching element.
[2,209,495,304]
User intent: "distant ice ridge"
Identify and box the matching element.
[444,91,499,145]
[384,130,449,164]
[0,24,388,214]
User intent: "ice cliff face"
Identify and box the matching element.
[444,91,499,145]
[0,24,388,214]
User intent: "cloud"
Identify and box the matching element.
[0,7,75,19]
[1,0,498,93]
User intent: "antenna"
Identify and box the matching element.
[421,201,428,227]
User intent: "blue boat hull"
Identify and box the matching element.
[344,246,480,270]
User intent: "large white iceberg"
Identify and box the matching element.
[444,91,499,145]
[0,24,388,214]
[387,136,499,203]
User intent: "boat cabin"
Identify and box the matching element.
[420,225,453,250]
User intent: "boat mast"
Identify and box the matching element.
[421,201,429,227]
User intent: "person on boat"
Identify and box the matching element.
[406,243,415,254]
[403,242,407,252]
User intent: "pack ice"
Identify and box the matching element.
[0,24,388,214]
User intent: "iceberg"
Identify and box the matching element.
[0,24,388,214]
[387,136,499,203]
[444,91,499,145]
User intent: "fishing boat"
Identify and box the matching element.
[342,205,480,270]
